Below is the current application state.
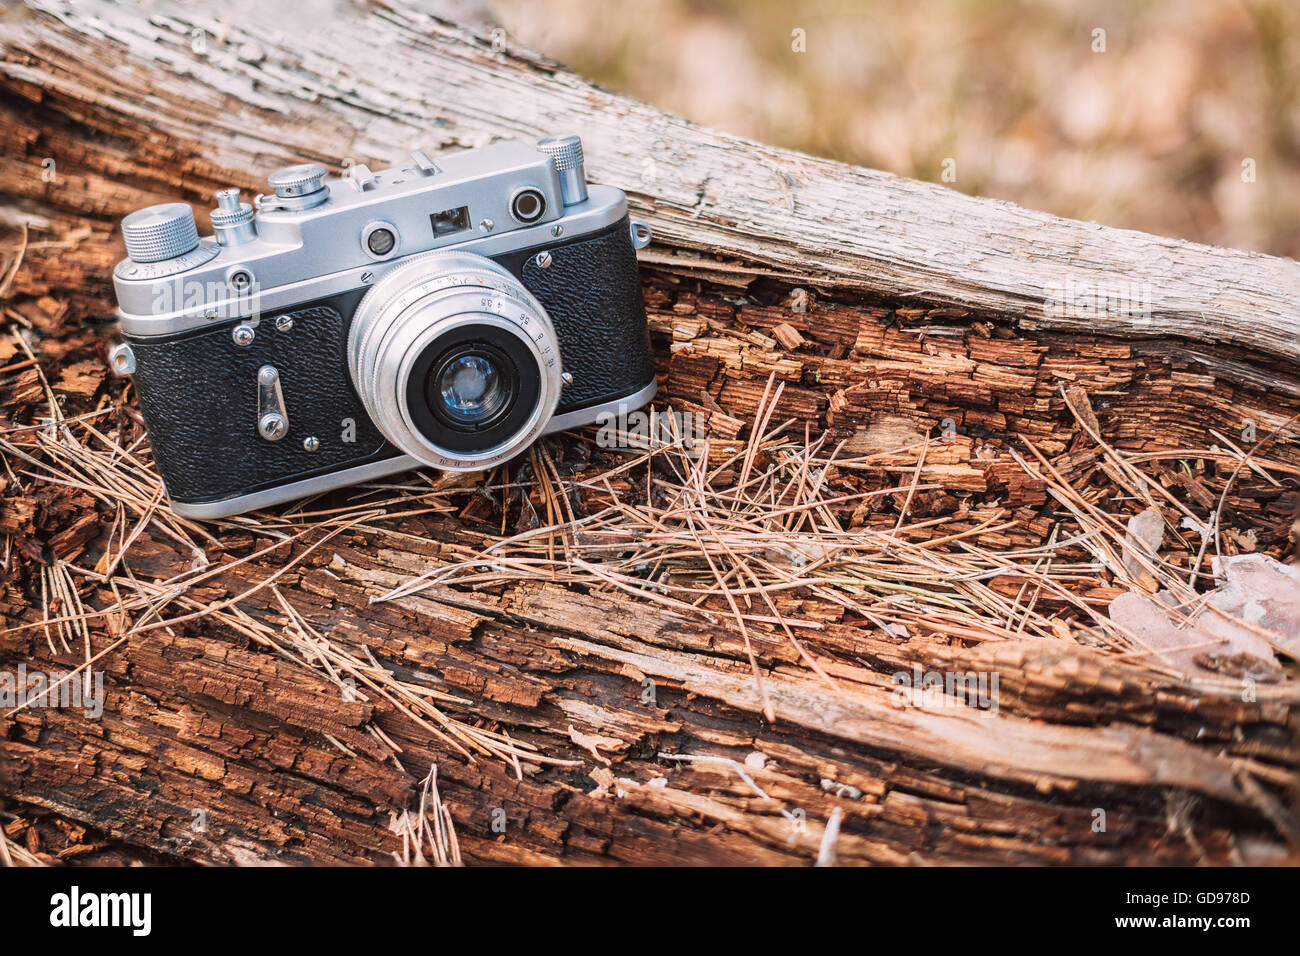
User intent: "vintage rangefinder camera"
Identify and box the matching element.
[108,135,656,519]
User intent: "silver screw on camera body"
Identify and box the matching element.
[232,324,255,346]
[275,314,294,332]
[303,436,320,452]
[535,251,552,269]
[259,413,287,441]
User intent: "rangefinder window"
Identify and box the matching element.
[430,205,471,237]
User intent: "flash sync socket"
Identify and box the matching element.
[226,268,254,293]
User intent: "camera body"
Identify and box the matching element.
[109,135,656,519]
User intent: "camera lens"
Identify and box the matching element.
[509,188,546,224]
[430,347,514,429]
[348,250,563,471]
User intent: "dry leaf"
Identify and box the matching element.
[1122,507,1164,590]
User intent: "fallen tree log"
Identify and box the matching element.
[0,0,1297,866]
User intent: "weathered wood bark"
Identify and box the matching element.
[0,0,1297,866]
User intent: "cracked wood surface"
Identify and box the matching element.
[2,0,1300,367]
[0,0,1297,866]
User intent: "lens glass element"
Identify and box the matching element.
[426,342,518,432]
[439,355,503,424]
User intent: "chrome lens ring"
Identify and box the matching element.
[348,250,563,471]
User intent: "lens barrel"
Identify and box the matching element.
[348,251,563,470]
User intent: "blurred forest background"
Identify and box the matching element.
[479,0,1299,259]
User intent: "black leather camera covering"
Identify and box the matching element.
[515,215,655,413]
[127,216,655,506]
[128,298,394,504]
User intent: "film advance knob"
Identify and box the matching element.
[121,203,202,263]
[268,162,329,199]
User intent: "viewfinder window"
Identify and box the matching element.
[430,206,470,237]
